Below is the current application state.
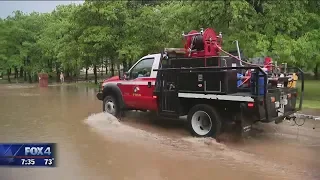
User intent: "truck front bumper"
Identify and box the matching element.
[96,92,103,101]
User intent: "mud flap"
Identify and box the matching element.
[96,92,103,101]
[240,117,252,138]
[235,117,252,138]
[236,105,254,138]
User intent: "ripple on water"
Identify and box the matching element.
[19,93,40,97]
[4,85,36,89]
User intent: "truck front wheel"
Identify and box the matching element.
[187,104,221,138]
[103,95,120,118]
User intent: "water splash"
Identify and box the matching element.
[84,112,165,143]
[85,112,121,126]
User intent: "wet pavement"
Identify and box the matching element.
[0,84,319,180]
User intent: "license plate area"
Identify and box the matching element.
[280,95,288,105]
[277,93,288,116]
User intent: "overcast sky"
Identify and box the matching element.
[0,1,84,19]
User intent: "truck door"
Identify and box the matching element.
[118,54,160,111]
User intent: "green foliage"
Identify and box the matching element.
[297,80,320,109]
[0,0,320,82]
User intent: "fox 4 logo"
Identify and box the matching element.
[25,147,51,156]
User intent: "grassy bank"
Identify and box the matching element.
[297,80,320,109]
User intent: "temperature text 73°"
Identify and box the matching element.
[44,158,54,165]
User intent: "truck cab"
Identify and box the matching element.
[97,53,162,116]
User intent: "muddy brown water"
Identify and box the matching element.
[0,84,319,180]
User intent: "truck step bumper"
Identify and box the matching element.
[261,111,297,124]
[96,92,103,101]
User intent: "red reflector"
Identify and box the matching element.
[270,97,275,102]
[260,100,264,105]
[248,102,254,108]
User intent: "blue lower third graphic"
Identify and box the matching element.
[0,143,56,167]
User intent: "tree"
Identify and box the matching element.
[0,0,320,83]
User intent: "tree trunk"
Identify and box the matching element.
[224,0,231,28]
[314,63,319,80]
[111,59,115,76]
[246,0,264,14]
[85,67,88,81]
[34,73,38,82]
[23,57,27,81]
[111,59,114,76]
[105,60,108,75]
[7,69,11,83]
[117,63,121,76]
[28,72,32,83]
[101,58,103,77]
[24,71,27,81]
[14,67,18,79]
[25,57,30,82]
[123,60,127,73]
[73,72,77,83]
[94,65,98,84]
[129,59,133,70]
[20,67,23,78]
[66,70,70,79]
[48,59,53,79]
[56,66,60,83]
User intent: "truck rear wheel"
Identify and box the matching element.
[187,104,221,138]
[103,95,120,118]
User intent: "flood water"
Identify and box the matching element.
[0,84,319,180]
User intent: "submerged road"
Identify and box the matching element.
[0,84,319,180]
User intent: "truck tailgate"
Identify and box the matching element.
[258,88,298,123]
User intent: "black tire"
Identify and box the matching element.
[103,95,121,118]
[187,104,222,138]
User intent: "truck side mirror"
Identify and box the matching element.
[124,72,130,80]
